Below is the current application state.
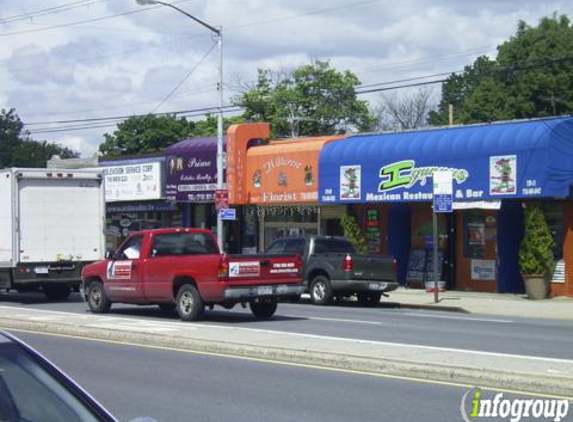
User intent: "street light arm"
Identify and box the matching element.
[139,0,220,35]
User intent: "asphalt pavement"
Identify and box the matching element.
[10,330,538,422]
[0,291,572,397]
[1,292,572,359]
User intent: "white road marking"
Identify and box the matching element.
[0,306,570,365]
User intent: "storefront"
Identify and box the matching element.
[99,156,180,250]
[226,123,346,251]
[319,116,573,296]
[165,137,241,252]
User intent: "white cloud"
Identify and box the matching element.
[0,0,568,157]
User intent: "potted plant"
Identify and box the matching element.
[518,204,554,300]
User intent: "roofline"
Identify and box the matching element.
[356,114,573,138]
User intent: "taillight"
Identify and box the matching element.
[343,254,353,272]
[218,254,229,280]
[392,259,397,275]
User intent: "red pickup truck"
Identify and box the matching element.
[81,228,304,321]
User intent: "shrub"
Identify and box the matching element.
[518,205,554,277]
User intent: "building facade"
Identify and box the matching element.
[318,116,573,296]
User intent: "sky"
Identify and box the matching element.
[0,0,569,157]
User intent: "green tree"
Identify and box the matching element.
[430,14,573,125]
[234,61,376,138]
[99,113,246,157]
[0,108,78,168]
[192,114,246,137]
[100,114,197,157]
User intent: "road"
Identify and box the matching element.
[8,330,490,422]
[1,291,572,360]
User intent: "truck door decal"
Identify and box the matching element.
[107,261,132,279]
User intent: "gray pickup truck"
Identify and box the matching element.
[265,236,398,305]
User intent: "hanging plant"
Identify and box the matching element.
[340,212,368,254]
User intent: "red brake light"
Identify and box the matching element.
[218,254,229,280]
[343,254,353,272]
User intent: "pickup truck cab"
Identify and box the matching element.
[81,228,304,321]
[266,236,398,305]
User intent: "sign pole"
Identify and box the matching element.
[433,210,439,304]
[432,169,453,303]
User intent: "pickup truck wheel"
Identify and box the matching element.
[357,292,382,306]
[176,284,204,321]
[87,281,111,313]
[43,285,71,302]
[310,276,333,305]
[250,300,278,320]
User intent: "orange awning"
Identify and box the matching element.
[246,136,342,204]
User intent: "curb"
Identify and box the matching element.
[1,317,571,398]
[398,303,470,313]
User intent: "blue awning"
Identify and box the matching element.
[319,116,573,203]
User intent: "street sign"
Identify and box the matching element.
[219,208,236,220]
[215,189,229,211]
[433,194,453,213]
[433,170,453,213]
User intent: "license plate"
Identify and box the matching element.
[369,283,381,290]
[34,266,49,274]
[258,286,273,295]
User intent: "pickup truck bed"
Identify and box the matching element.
[266,235,398,305]
[81,228,304,321]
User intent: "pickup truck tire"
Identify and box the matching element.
[310,275,333,305]
[43,285,71,301]
[357,292,382,306]
[176,284,204,321]
[87,281,111,313]
[250,300,278,320]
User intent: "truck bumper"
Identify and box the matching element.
[330,280,399,294]
[224,284,305,301]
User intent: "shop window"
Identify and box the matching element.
[463,210,486,259]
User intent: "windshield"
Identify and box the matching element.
[313,238,356,254]
[0,342,104,422]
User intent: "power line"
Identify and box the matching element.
[0,0,106,24]
[0,0,196,37]
[150,42,217,113]
[24,104,240,127]
[26,107,243,134]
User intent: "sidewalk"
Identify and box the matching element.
[389,287,573,320]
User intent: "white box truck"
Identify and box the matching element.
[0,168,105,301]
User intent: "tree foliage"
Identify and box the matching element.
[0,108,78,168]
[100,114,197,157]
[99,113,246,157]
[376,89,434,131]
[430,14,573,125]
[234,60,376,138]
